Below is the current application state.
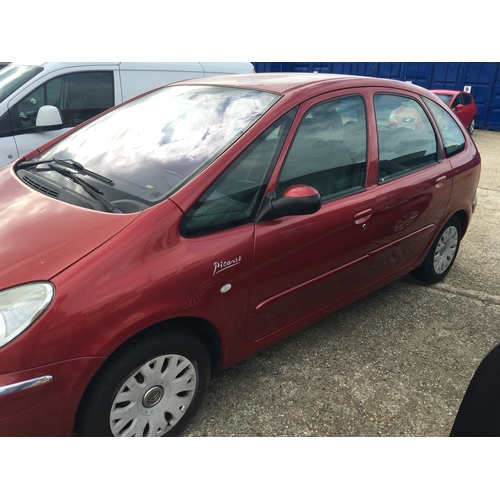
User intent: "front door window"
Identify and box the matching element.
[278,95,367,202]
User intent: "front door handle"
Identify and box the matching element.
[354,208,373,225]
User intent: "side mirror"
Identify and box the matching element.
[36,105,63,130]
[256,185,321,223]
[453,104,464,111]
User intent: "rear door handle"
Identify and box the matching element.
[354,208,373,224]
[435,175,447,188]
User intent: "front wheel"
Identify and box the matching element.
[411,216,461,284]
[74,325,210,437]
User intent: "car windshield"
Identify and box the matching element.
[31,84,280,206]
[0,64,43,104]
[434,93,453,105]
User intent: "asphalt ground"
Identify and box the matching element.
[182,129,500,437]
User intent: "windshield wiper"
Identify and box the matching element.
[25,161,122,214]
[18,158,113,184]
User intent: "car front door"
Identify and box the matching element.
[458,93,475,129]
[450,93,469,127]
[246,92,375,342]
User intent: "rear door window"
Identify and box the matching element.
[374,94,438,183]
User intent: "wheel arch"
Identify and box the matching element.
[453,209,468,238]
[73,315,221,435]
[164,316,222,367]
[105,316,222,372]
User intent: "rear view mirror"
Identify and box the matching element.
[256,185,321,223]
[36,105,63,130]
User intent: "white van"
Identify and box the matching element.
[0,62,254,167]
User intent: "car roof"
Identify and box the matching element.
[173,72,420,95]
[431,89,460,95]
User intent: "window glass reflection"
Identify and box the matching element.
[36,85,279,204]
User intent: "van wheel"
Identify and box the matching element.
[411,216,461,284]
[74,325,210,437]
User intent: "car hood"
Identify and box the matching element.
[0,166,140,289]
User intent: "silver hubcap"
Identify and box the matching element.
[110,354,197,437]
[142,385,165,408]
[433,226,458,274]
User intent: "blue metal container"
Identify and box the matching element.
[252,62,500,130]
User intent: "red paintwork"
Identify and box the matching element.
[431,90,478,130]
[0,73,481,436]
[283,185,319,197]
[0,358,105,436]
[0,167,139,289]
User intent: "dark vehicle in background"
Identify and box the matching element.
[0,73,480,436]
[431,90,478,134]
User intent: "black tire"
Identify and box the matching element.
[468,117,476,135]
[74,324,210,437]
[411,216,461,284]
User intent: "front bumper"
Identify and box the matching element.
[0,357,105,436]
[0,375,54,420]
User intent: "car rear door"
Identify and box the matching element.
[246,91,375,342]
[365,91,452,283]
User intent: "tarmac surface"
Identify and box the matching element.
[183,129,500,437]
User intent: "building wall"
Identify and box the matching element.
[252,62,500,131]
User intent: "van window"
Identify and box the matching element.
[10,72,114,132]
[0,65,43,104]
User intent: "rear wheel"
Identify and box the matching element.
[74,325,210,437]
[411,216,461,284]
[468,117,476,134]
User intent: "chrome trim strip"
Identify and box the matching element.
[0,375,53,396]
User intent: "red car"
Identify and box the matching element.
[431,90,478,134]
[0,73,480,436]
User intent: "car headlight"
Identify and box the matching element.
[0,283,54,348]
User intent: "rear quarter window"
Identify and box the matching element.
[423,97,465,157]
